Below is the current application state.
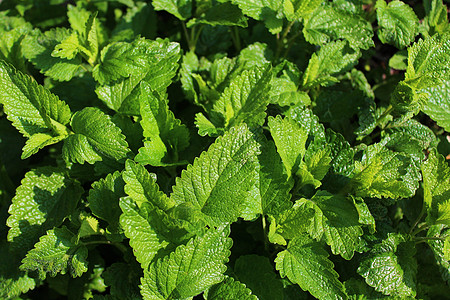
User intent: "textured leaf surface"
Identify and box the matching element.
[302,40,360,88]
[275,234,347,299]
[205,277,257,300]
[0,61,71,141]
[300,191,363,260]
[376,0,419,49]
[405,32,450,89]
[283,0,321,21]
[268,115,307,178]
[20,227,88,280]
[422,80,450,132]
[230,0,284,33]
[95,38,180,114]
[119,197,170,270]
[303,3,374,50]
[171,124,260,225]
[62,107,130,164]
[140,226,232,299]
[347,142,420,199]
[152,0,192,20]
[7,168,83,251]
[422,149,450,226]
[358,234,417,297]
[135,82,189,166]
[207,66,272,130]
[88,171,125,232]
[103,263,142,299]
[22,28,82,81]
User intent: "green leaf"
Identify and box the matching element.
[140,226,232,299]
[123,160,175,210]
[111,2,157,42]
[190,2,248,28]
[6,167,83,252]
[421,80,450,132]
[346,141,420,199]
[20,227,88,280]
[88,171,125,232]
[52,32,82,60]
[405,32,450,89]
[0,18,32,73]
[423,0,449,36]
[171,124,260,226]
[301,40,360,89]
[268,115,307,178]
[303,3,374,50]
[77,215,101,240]
[95,38,181,114]
[0,61,71,156]
[299,191,364,260]
[234,255,283,300]
[22,28,82,81]
[135,82,190,166]
[427,225,450,282]
[62,107,130,164]
[205,277,257,300]
[0,242,36,299]
[229,0,284,33]
[103,263,142,299]
[358,234,417,297]
[275,234,347,299]
[203,65,272,131]
[421,149,450,226]
[119,197,170,270]
[376,0,419,49]
[275,200,314,240]
[152,0,192,20]
[283,0,322,21]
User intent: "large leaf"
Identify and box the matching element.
[171,124,260,226]
[275,234,347,299]
[422,80,450,132]
[358,234,417,297]
[229,0,284,33]
[62,107,130,164]
[376,0,419,49]
[205,277,257,300]
[140,226,232,299]
[6,167,83,252]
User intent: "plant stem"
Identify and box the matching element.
[415,236,445,244]
[275,21,296,61]
[409,206,426,235]
[373,104,393,129]
[83,240,128,254]
[181,22,193,51]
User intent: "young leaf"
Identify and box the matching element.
[135,82,190,166]
[346,142,420,199]
[140,226,232,299]
[189,2,248,28]
[421,80,450,132]
[171,124,260,226]
[88,171,126,232]
[423,0,449,36]
[205,277,257,300]
[268,115,307,178]
[275,234,347,299]
[20,227,88,280]
[198,65,272,133]
[119,197,170,270]
[421,149,450,226]
[302,40,360,88]
[0,61,71,157]
[283,0,322,21]
[376,0,419,49]
[229,0,284,33]
[123,160,175,210]
[62,107,130,164]
[95,38,181,114]
[22,28,82,81]
[405,32,450,89]
[358,234,417,297]
[152,0,192,20]
[303,3,374,50]
[7,167,83,252]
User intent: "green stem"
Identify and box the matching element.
[415,236,445,244]
[374,104,393,129]
[181,22,194,51]
[275,21,296,61]
[230,26,241,52]
[409,205,426,235]
[83,240,128,254]
[261,216,270,252]
[411,222,430,237]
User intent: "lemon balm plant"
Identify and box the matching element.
[0,0,449,299]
